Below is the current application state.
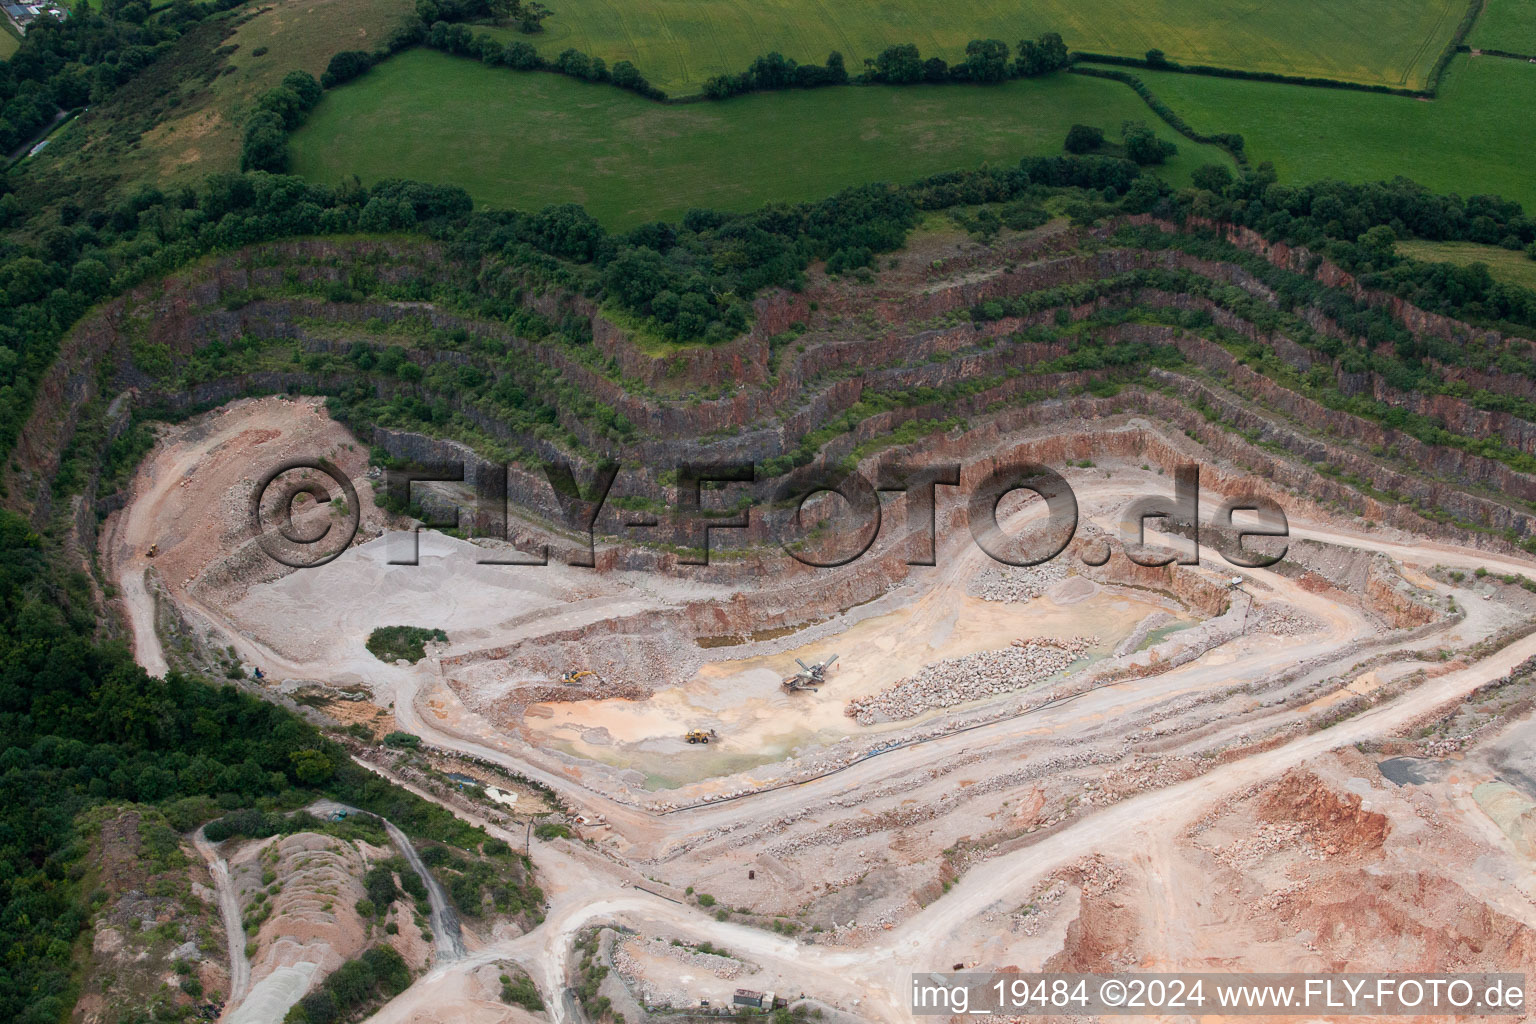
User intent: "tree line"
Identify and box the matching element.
[693,33,1070,99]
[408,22,1071,103]
[418,20,666,99]
[1067,66,1246,164]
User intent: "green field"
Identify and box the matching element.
[1108,54,1536,211]
[1468,0,1536,52]
[1398,240,1536,289]
[290,49,1230,227]
[479,0,1462,96]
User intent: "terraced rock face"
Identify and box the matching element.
[20,215,1536,574]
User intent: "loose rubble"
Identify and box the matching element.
[845,636,1097,724]
[967,562,1069,602]
[1256,604,1325,636]
[613,935,751,1009]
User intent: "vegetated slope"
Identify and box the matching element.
[16,0,413,203]
[1468,0,1536,52]
[487,0,1462,94]
[1102,55,1536,212]
[1398,240,1536,291]
[75,806,230,1024]
[288,50,1227,227]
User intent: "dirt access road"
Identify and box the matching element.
[192,827,250,1007]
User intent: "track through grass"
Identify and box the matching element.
[476,0,1463,95]
[289,49,1230,227]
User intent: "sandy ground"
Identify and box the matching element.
[525,585,1175,788]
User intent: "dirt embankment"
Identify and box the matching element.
[237,833,374,987]
[1018,751,1535,981]
[227,827,433,1024]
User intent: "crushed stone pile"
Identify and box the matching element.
[612,946,690,1010]
[845,636,1096,724]
[641,935,747,978]
[612,936,747,1008]
[1257,605,1324,636]
[967,561,1069,602]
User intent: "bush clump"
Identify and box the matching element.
[500,969,545,1011]
[1064,123,1105,154]
[366,626,448,664]
[284,944,411,1023]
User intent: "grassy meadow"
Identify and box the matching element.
[1468,0,1536,52]
[479,0,1463,95]
[1109,54,1536,211]
[1398,240,1536,290]
[289,49,1231,227]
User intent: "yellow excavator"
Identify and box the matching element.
[560,669,597,684]
[684,729,718,744]
[146,543,158,558]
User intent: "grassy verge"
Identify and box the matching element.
[0,18,20,60]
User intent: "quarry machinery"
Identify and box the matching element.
[685,729,718,744]
[782,653,838,691]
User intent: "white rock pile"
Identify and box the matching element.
[655,939,747,978]
[845,636,1097,724]
[967,561,1069,602]
[1257,605,1324,636]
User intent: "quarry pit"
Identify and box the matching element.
[81,220,1536,1023]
